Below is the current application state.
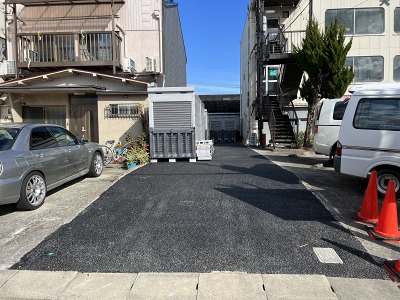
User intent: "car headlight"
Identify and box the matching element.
[0,162,2,176]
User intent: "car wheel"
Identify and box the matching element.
[376,169,400,197]
[88,151,103,177]
[16,172,46,210]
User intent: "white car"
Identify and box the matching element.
[334,85,400,196]
[313,98,349,164]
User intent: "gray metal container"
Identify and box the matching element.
[148,87,207,159]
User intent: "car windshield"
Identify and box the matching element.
[0,128,20,151]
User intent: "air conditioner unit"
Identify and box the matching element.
[146,57,156,72]
[2,60,16,75]
[123,57,135,74]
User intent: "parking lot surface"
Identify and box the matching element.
[7,143,394,279]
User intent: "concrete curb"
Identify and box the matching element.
[0,270,399,300]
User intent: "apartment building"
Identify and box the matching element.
[241,0,400,146]
[0,0,187,144]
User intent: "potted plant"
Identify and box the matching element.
[125,149,137,169]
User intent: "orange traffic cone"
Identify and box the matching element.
[369,180,400,240]
[355,170,379,224]
[383,259,400,281]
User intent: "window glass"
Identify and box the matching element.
[268,68,279,80]
[354,98,400,130]
[354,56,384,82]
[355,8,384,34]
[106,104,140,118]
[45,106,66,127]
[48,126,79,147]
[333,99,349,120]
[394,8,400,33]
[23,106,44,124]
[394,56,400,81]
[30,127,57,150]
[0,128,19,151]
[268,81,278,95]
[325,9,354,35]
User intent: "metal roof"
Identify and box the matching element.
[0,69,149,94]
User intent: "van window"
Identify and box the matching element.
[333,99,349,120]
[353,98,400,130]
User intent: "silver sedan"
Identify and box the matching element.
[0,123,104,210]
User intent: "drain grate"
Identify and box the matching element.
[313,247,343,264]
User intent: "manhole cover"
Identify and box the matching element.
[313,247,343,264]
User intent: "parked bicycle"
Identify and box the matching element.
[101,140,130,165]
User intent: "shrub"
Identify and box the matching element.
[125,132,149,164]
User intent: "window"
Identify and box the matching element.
[395,8,400,33]
[326,9,354,35]
[354,98,400,130]
[48,126,79,147]
[22,106,66,127]
[30,127,57,150]
[333,99,349,120]
[394,56,400,81]
[355,8,384,34]
[0,128,19,151]
[105,104,140,118]
[326,8,384,35]
[346,56,384,82]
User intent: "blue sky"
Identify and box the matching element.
[178,0,250,95]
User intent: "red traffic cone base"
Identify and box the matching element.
[355,170,379,224]
[370,180,400,240]
[383,260,400,282]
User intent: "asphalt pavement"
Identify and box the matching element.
[1,143,400,299]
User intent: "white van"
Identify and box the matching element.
[333,85,400,196]
[313,98,349,160]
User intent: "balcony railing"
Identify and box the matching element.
[265,30,306,56]
[17,32,121,68]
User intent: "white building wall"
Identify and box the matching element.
[240,7,259,145]
[242,0,400,138]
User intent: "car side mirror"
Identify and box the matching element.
[81,138,89,145]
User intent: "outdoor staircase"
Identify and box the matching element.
[263,96,296,146]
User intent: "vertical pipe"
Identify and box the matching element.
[12,4,18,79]
[309,0,313,20]
[111,0,116,74]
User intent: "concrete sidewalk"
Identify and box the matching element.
[1,270,400,299]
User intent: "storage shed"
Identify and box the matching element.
[148,87,208,161]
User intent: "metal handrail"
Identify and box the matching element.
[265,29,306,55]
[268,103,276,149]
[279,88,299,145]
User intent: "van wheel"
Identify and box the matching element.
[376,169,400,197]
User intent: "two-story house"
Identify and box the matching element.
[241,0,400,147]
[0,0,186,144]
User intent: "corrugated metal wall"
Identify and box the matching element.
[119,0,161,31]
[153,101,192,130]
[18,4,119,33]
[15,0,161,33]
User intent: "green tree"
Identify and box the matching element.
[293,18,354,147]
